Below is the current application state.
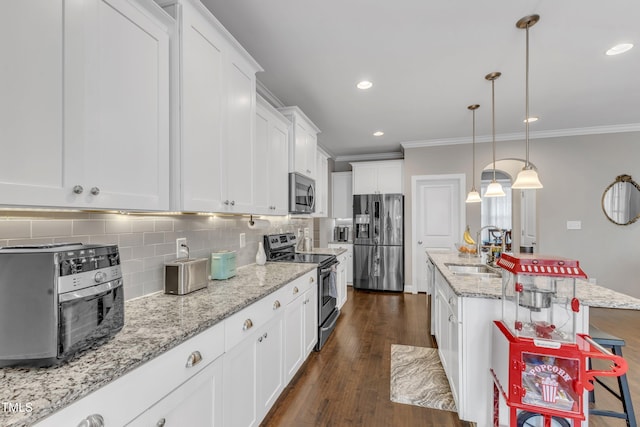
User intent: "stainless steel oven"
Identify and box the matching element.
[264,233,339,350]
[289,172,315,214]
[317,259,339,349]
[0,243,124,367]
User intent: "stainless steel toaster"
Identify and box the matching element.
[164,258,209,295]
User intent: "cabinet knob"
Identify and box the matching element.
[448,297,454,305]
[418,241,423,245]
[156,418,166,427]
[90,187,100,196]
[273,300,281,310]
[293,286,299,294]
[448,314,456,323]
[230,200,235,206]
[185,350,203,368]
[73,185,84,195]
[258,336,263,343]
[77,414,104,427]
[263,332,268,339]
[243,318,253,331]
[309,277,314,283]
[224,200,230,205]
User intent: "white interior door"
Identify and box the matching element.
[411,174,465,294]
[521,189,537,250]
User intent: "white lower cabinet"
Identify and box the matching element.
[284,272,317,383]
[434,269,461,410]
[128,357,223,427]
[303,285,319,358]
[328,243,353,284]
[35,322,225,427]
[223,313,284,427]
[35,272,318,427]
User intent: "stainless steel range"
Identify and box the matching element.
[264,233,339,351]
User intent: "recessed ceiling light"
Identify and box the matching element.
[523,116,539,123]
[373,131,384,136]
[357,80,373,90]
[606,43,633,56]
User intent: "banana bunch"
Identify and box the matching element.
[463,226,476,245]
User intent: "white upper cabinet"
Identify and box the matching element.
[331,172,353,219]
[313,148,329,217]
[278,107,320,180]
[351,160,404,195]
[161,0,262,213]
[1,0,171,210]
[255,96,290,215]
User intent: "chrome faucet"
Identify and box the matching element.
[475,225,499,257]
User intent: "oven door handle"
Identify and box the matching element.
[320,262,339,275]
[59,279,123,303]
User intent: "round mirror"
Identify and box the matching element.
[602,174,640,225]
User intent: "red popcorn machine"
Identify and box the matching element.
[490,253,628,426]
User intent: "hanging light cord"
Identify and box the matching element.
[491,78,497,182]
[524,21,531,169]
[472,108,476,188]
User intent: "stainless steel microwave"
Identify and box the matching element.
[289,172,315,214]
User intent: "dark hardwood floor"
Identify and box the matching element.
[261,289,640,427]
[588,307,640,427]
[261,288,472,427]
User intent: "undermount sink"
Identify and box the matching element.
[445,263,501,278]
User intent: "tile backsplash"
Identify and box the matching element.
[0,212,312,300]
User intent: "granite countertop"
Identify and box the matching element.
[327,241,353,245]
[0,262,317,427]
[427,251,640,310]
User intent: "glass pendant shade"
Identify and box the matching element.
[466,188,482,203]
[485,180,506,197]
[512,167,543,189]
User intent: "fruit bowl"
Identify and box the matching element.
[455,243,478,257]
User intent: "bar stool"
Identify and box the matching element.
[588,325,637,427]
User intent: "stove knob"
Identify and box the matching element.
[94,271,107,283]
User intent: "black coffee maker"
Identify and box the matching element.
[333,226,350,242]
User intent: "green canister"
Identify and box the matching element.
[210,250,237,280]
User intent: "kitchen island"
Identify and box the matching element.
[0,262,317,427]
[427,251,640,427]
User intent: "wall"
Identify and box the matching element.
[0,212,312,300]
[404,131,640,298]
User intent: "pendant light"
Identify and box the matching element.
[465,104,482,203]
[512,14,544,189]
[484,72,505,198]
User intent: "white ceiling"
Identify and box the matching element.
[201,0,640,159]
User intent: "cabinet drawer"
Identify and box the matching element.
[225,286,288,351]
[284,271,316,306]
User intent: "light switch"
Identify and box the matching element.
[566,220,582,230]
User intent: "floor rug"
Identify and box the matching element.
[390,344,457,412]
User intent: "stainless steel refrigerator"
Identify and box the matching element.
[353,194,404,291]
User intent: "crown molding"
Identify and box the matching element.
[401,123,640,149]
[335,152,404,163]
[256,79,286,109]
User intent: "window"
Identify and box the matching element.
[480,170,512,245]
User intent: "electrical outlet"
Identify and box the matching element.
[239,233,246,248]
[304,227,309,237]
[176,238,188,259]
